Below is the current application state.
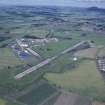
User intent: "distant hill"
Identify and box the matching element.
[87,7,105,12]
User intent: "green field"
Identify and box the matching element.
[0,98,20,105]
[41,53,75,73]
[0,6,105,105]
[17,83,57,105]
[44,60,105,101]
[97,47,105,57]
[75,48,98,59]
[63,31,105,46]
[32,39,79,58]
[0,47,24,69]
[0,99,6,105]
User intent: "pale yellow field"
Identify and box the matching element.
[0,99,6,105]
[44,60,105,101]
[75,48,98,59]
[93,101,105,105]
[0,48,24,69]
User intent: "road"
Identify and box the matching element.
[15,41,88,79]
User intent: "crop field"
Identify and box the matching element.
[42,92,61,105]
[53,30,105,45]
[65,31,105,46]
[44,60,105,101]
[0,99,6,105]
[32,39,79,58]
[17,83,57,105]
[11,27,49,37]
[92,101,105,105]
[0,6,105,105]
[75,47,98,59]
[83,34,105,46]
[0,98,19,105]
[97,47,105,57]
[41,53,75,73]
[0,47,24,69]
[0,36,10,42]
[30,28,49,38]
[53,92,91,105]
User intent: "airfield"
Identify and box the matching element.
[0,6,105,105]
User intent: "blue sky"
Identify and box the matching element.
[0,0,105,8]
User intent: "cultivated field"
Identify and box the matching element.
[75,47,98,59]
[54,92,91,105]
[97,48,105,57]
[0,6,105,105]
[93,101,105,105]
[0,99,6,105]
[17,83,57,105]
[45,60,105,101]
[32,39,79,58]
[0,47,24,69]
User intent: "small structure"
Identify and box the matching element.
[16,39,28,50]
[20,43,28,47]
[73,57,77,61]
[96,57,105,72]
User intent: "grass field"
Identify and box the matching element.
[32,39,79,58]
[75,48,98,59]
[84,34,105,46]
[45,30,105,48]
[0,99,6,105]
[44,60,105,101]
[97,47,105,57]
[17,83,57,105]
[0,47,24,69]
[0,98,20,105]
[53,92,91,105]
[66,31,105,46]
[93,101,105,105]
[41,53,75,73]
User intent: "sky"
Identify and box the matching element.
[0,0,105,8]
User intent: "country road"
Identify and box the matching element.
[15,41,88,79]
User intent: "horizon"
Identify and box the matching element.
[0,4,105,9]
[0,0,105,8]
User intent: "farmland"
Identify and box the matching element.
[0,5,105,105]
[17,83,57,105]
[75,47,98,59]
[44,60,105,101]
[0,99,6,105]
[0,47,24,69]
[97,48,105,57]
[32,40,79,58]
